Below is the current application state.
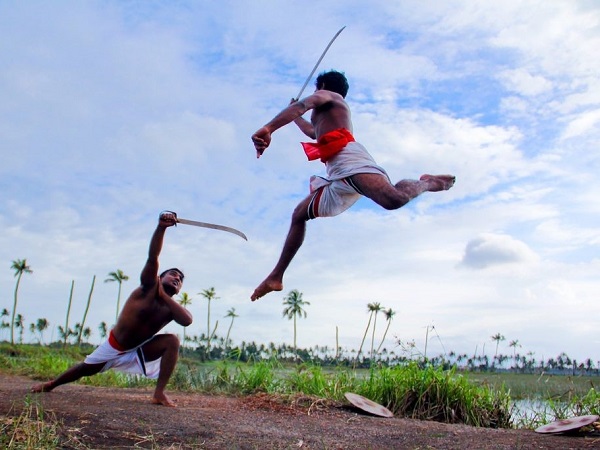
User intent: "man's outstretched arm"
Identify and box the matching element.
[252,91,332,158]
[140,212,177,288]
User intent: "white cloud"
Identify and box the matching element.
[497,69,553,97]
[460,233,539,269]
[0,1,599,363]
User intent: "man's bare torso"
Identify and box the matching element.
[111,282,173,349]
[309,91,353,139]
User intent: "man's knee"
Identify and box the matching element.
[369,186,412,210]
[291,203,311,222]
[383,197,410,210]
[150,333,180,353]
[163,333,180,349]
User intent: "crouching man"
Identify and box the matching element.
[32,211,193,407]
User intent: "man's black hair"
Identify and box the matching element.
[160,268,185,280]
[315,70,349,98]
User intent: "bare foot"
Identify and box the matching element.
[31,381,54,393]
[420,174,455,192]
[251,278,283,301]
[152,393,176,407]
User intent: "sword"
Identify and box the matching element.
[160,211,247,240]
[294,26,346,101]
[177,217,248,241]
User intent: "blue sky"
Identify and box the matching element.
[1,1,599,363]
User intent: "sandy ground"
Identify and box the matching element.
[1,374,600,449]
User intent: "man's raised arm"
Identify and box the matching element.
[140,212,177,288]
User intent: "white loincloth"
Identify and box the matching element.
[84,335,161,379]
[307,141,390,218]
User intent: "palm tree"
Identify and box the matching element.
[225,307,239,348]
[368,302,383,360]
[10,258,33,345]
[63,280,75,348]
[177,292,193,346]
[491,333,505,366]
[356,303,375,362]
[35,318,49,344]
[282,289,310,360]
[77,276,96,346]
[376,308,396,353]
[15,314,25,343]
[105,269,129,323]
[199,287,219,352]
[1,309,9,341]
[98,321,108,340]
[509,339,521,369]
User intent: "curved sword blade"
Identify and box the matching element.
[176,218,248,241]
[294,26,346,101]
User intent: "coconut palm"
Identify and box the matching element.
[177,292,193,346]
[491,332,505,365]
[356,304,375,362]
[376,308,396,353]
[63,280,75,347]
[15,314,25,343]
[509,339,521,368]
[199,287,219,352]
[98,321,108,339]
[10,258,33,345]
[1,309,9,341]
[282,289,310,359]
[104,269,129,323]
[368,302,383,360]
[225,307,239,348]
[77,276,96,345]
[33,318,49,344]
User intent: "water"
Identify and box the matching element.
[512,398,575,424]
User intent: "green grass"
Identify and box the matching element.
[4,342,600,431]
[466,371,599,400]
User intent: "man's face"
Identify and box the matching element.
[162,270,183,294]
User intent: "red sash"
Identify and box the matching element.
[301,128,355,163]
[108,330,128,352]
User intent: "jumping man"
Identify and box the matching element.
[32,211,193,407]
[250,70,455,301]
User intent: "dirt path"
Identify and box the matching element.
[1,374,599,449]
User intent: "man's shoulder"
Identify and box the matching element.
[128,284,157,300]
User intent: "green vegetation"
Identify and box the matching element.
[3,342,600,448]
[3,273,600,446]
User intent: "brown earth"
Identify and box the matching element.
[1,374,599,449]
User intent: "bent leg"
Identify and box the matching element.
[251,194,313,301]
[31,361,106,393]
[350,173,455,210]
[142,334,180,407]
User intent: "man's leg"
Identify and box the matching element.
[31,361,106,393]
[251,194,313,301]
[350,173,455,210]
[142,334,180,407]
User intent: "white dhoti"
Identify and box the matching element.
[84,332,161,379]
[307,141,390,219]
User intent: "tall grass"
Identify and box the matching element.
[4,343,600,430]
[168,360,512,428]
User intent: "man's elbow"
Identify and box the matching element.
[178,314,193,327]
